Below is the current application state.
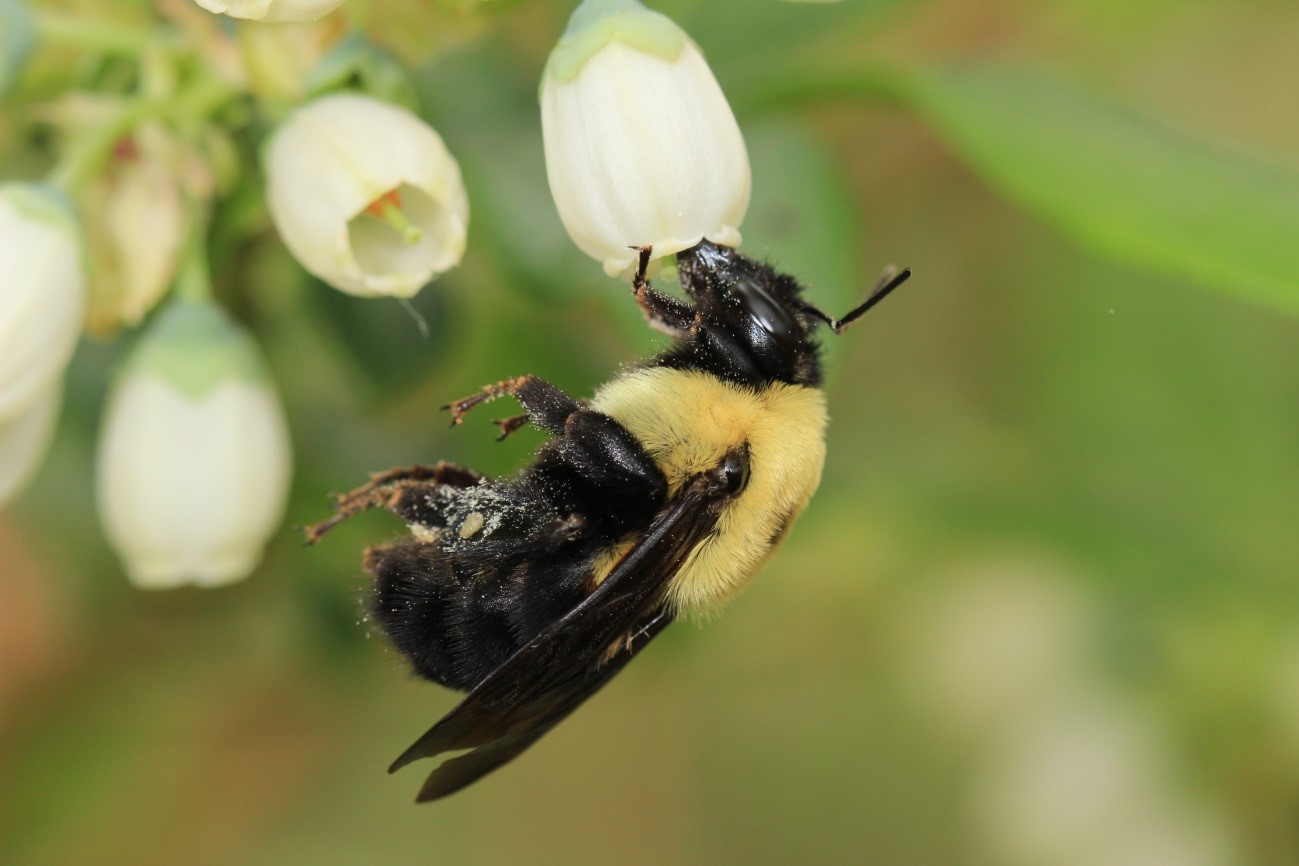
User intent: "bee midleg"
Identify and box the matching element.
[443,375,581,433]
[303,461,482,544]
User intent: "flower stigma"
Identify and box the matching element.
[363,188,424,245]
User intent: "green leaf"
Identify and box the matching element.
[904,67,1299,316]
[743,119,863,319]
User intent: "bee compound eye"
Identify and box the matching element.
[719,450,750,495]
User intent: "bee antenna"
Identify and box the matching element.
[800,266,912,334]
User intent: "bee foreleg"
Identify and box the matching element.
[442,375,581,436]
[631,246,694,336]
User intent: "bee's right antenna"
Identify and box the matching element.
[800,266,913,335]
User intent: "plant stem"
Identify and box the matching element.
[175,202,214,304]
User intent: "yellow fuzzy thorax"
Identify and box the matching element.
[588,366,828,614]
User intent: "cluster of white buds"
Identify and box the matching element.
[0,183,85,504]
[3,0,749,592]
[540,0,751,275]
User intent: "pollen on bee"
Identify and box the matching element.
[458,512,486,539]
[409,523,441,544]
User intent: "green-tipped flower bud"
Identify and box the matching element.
[97,300,292,589]
[541,0,750,276]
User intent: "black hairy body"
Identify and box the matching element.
[367,391,666,691]
[307,241,910,801]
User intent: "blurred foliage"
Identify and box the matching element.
[3,0,1299,864]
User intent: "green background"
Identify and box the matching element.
[3,0,1299,863]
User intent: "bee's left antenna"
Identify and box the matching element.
[797,266,913,334]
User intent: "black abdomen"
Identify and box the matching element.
[367,534,602,691]
[364,409,667,692]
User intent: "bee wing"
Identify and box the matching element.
[400,612,673,802]
[388,475,726,802]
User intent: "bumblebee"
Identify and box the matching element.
[307,241,910,801]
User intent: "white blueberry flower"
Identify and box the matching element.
[97,300,292,589]
[0,183,86,422]
[265,93,469,298]
[541,0,750,276]
[194,0,346,23]
[0,384,61,506]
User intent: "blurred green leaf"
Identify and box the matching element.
[743,120,862,317]
[0,0,35,97]
[905,67,1299,316]
[673,0,906,88]
[305,33,421,113]
[310,275,458,399]
[741,120,866,377]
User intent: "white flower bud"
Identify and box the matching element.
[194,0,346,23]
[0,183,86,421]
[265,93,469,298]
[97,301,292,589]
[541,0,750,276]
[0,384,60,506]
[85,124,192,332]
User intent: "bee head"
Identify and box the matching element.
[671,240,911,389]
[674,241,823,387]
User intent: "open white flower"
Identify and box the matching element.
[97,300,292,589]
[0,183,86,421]
[541,0,750,276]
[194,0,346,23]
[265,93,469,298]
[0,384,61,506]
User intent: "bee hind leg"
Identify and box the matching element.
[303,461,482,545]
